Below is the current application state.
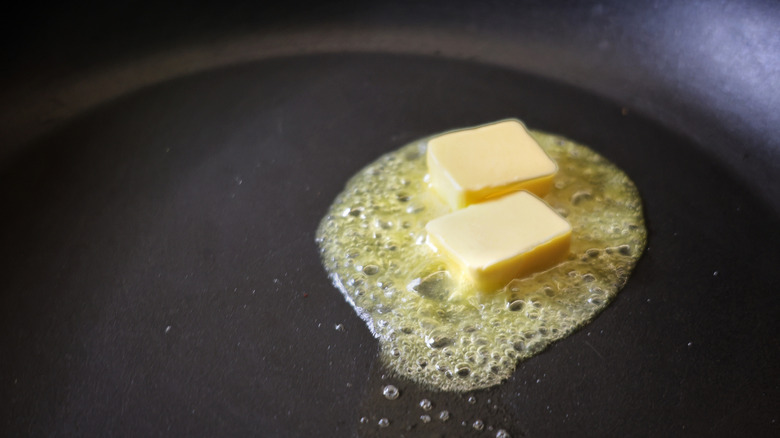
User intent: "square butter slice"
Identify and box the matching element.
[427,119,557,210]
[425,191,571,291]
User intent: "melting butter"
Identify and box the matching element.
[427,119,557,208]
[316,130,647,391]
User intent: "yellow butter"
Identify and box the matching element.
[425,191,571,292]
[426,119,557,210]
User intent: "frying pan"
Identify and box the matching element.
[1,1,778,436]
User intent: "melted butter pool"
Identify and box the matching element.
[316,130,647,391]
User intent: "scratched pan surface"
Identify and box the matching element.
[1,2,779,437]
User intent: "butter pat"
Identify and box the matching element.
[427,119,557,210]
[425,191,571,291]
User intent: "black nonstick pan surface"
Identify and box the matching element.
[1,1,778,437]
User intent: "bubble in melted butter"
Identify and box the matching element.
[316,130,646,391]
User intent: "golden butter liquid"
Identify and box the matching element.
[316,130,647,391]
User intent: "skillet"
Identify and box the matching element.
[1,1,778,436]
